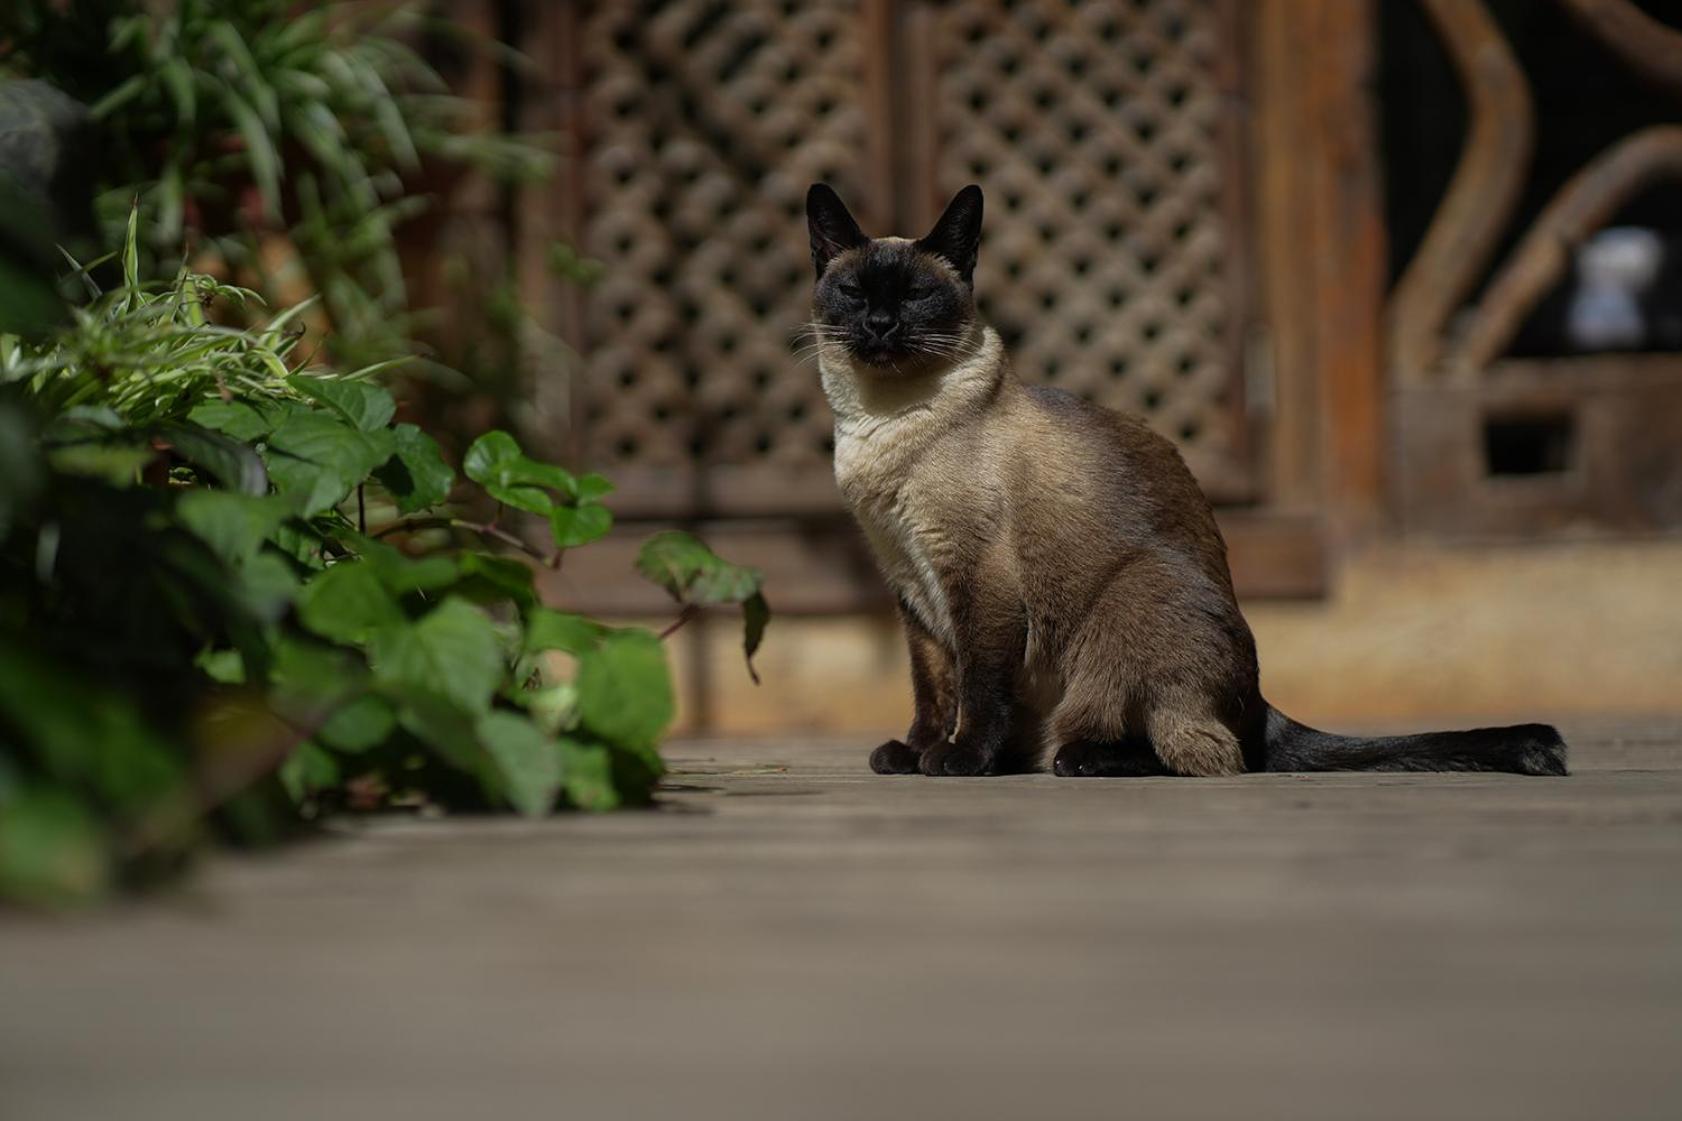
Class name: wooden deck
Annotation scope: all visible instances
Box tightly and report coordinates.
[4,722,1681,1119]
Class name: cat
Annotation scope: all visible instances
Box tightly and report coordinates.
[805,182,1567,778]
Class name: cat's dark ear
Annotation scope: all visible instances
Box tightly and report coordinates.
[916,184,984,284]
[806,183,867,278]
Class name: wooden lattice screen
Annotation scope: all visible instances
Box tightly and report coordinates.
[925,0,1253,499]
[565,0,1254,515]
[573,0,885,516]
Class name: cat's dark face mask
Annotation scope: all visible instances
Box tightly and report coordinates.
[806,184,983,370]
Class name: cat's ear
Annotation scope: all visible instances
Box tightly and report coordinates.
[916,184,984,284]
[806,184,867,278]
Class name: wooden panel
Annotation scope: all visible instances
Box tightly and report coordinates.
[1394,355,1682,535]
[539,510,1326,617]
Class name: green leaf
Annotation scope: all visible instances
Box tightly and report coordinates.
[575,473,614,502]
[291,376,396,433]
[159,421,270,494]
[549,502,612,549]
[0,645,186,817]
[236,552,300,622]
[635,530,764,604]
[635,530,770,681]
[525,608,603,656]
[462,430,521,484]
[518,683,578,736]
[451,552,536,609]
[268,638,363,719]
[741,592,770,685]
[187,400,274,442]
[319,694,395,753]
[375,423,454,513]
[462,429,578,513]
[0,788,111,908]
[577,629,673,752]
[372,598,504,715]
[559,736,620,812]
[396,695,503,801]
[177,491,289,566]
[278,742,340,802]
[475,711,563,817]
[197,648,246,685]
[265,410,393,516]
[224,88,281,219]
[297,562,404,645]
[352,535,460,595]
[45,442,154,485]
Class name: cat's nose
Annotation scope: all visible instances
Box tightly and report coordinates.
[865,310,898,339]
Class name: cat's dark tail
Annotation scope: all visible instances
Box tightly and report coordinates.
[1261,705,1568,776]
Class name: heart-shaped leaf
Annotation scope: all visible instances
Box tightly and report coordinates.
[549,502,612,549]
[476,711,563,817]
[372,597,504,715]
[297,562,404,646]
[176,490,289,566]
[290,376,396,432]
[576,628,672,751]
[375,423,454,513]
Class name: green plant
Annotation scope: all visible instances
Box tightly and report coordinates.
[0,230,768,908]
[1,0,548,365]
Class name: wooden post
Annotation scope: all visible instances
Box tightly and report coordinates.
[1251,0,1388,529]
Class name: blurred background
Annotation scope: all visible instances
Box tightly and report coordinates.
[11,0,1682,738]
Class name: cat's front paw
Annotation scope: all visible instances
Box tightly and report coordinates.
[869,739,923,774]
[919,738,997,776]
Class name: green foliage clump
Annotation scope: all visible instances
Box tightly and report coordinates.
[0,232,768,908]
[0,0,549,364]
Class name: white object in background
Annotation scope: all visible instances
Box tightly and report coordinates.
[1566,226,1662,352]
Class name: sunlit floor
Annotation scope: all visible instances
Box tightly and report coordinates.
[4,724,1681,1121]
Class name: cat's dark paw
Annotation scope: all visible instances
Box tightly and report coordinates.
[1052,740,1167,777]
[869,739,923,774]
[919,739,996,776]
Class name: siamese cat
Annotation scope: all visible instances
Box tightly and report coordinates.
[805,182,1567,778]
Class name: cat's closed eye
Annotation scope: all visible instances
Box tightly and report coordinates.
[838,281,864,299]
[905,285,937,301]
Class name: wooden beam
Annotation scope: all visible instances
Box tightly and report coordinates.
[1556,0,1682,97]
[538,510,1327,618]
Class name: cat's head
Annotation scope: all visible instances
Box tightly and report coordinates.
[805,183,983,370]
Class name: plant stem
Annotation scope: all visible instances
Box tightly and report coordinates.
[369,515,555,566]
[659,604,699,640]
[356,484,366,534]
[454,519,552,563]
